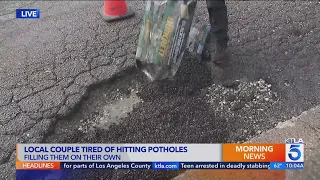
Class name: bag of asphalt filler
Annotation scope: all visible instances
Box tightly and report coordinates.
[135,0,198,81]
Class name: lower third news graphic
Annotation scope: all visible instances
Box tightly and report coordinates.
[15,140,304,180]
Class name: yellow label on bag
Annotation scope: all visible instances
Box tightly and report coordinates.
[144,19,151,42]
[159,17,174,57]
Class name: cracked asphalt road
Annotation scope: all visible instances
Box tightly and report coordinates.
[0,1,320,180]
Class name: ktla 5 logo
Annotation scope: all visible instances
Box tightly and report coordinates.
[286,144,304,162]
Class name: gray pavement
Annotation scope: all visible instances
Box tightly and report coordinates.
[173,105,320,180]
[0,1,320,180]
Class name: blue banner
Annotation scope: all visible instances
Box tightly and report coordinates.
[152,162,180,170]
[270,162,304,170]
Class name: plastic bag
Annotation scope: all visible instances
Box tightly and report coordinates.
[135,0,198,81]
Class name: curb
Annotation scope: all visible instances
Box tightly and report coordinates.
[172,105,320,180]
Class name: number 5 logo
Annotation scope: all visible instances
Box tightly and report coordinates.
[288,145,301,161]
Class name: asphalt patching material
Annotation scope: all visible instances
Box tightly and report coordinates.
[205,79,281,142]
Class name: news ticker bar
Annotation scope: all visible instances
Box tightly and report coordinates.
[18,162,304,170]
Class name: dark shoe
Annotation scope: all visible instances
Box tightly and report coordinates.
[201,39,229,64]
[211,45,228,65]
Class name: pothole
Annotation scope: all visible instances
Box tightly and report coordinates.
[44,68,143,143]
[43,56,292,179]
[79,88,142,133]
